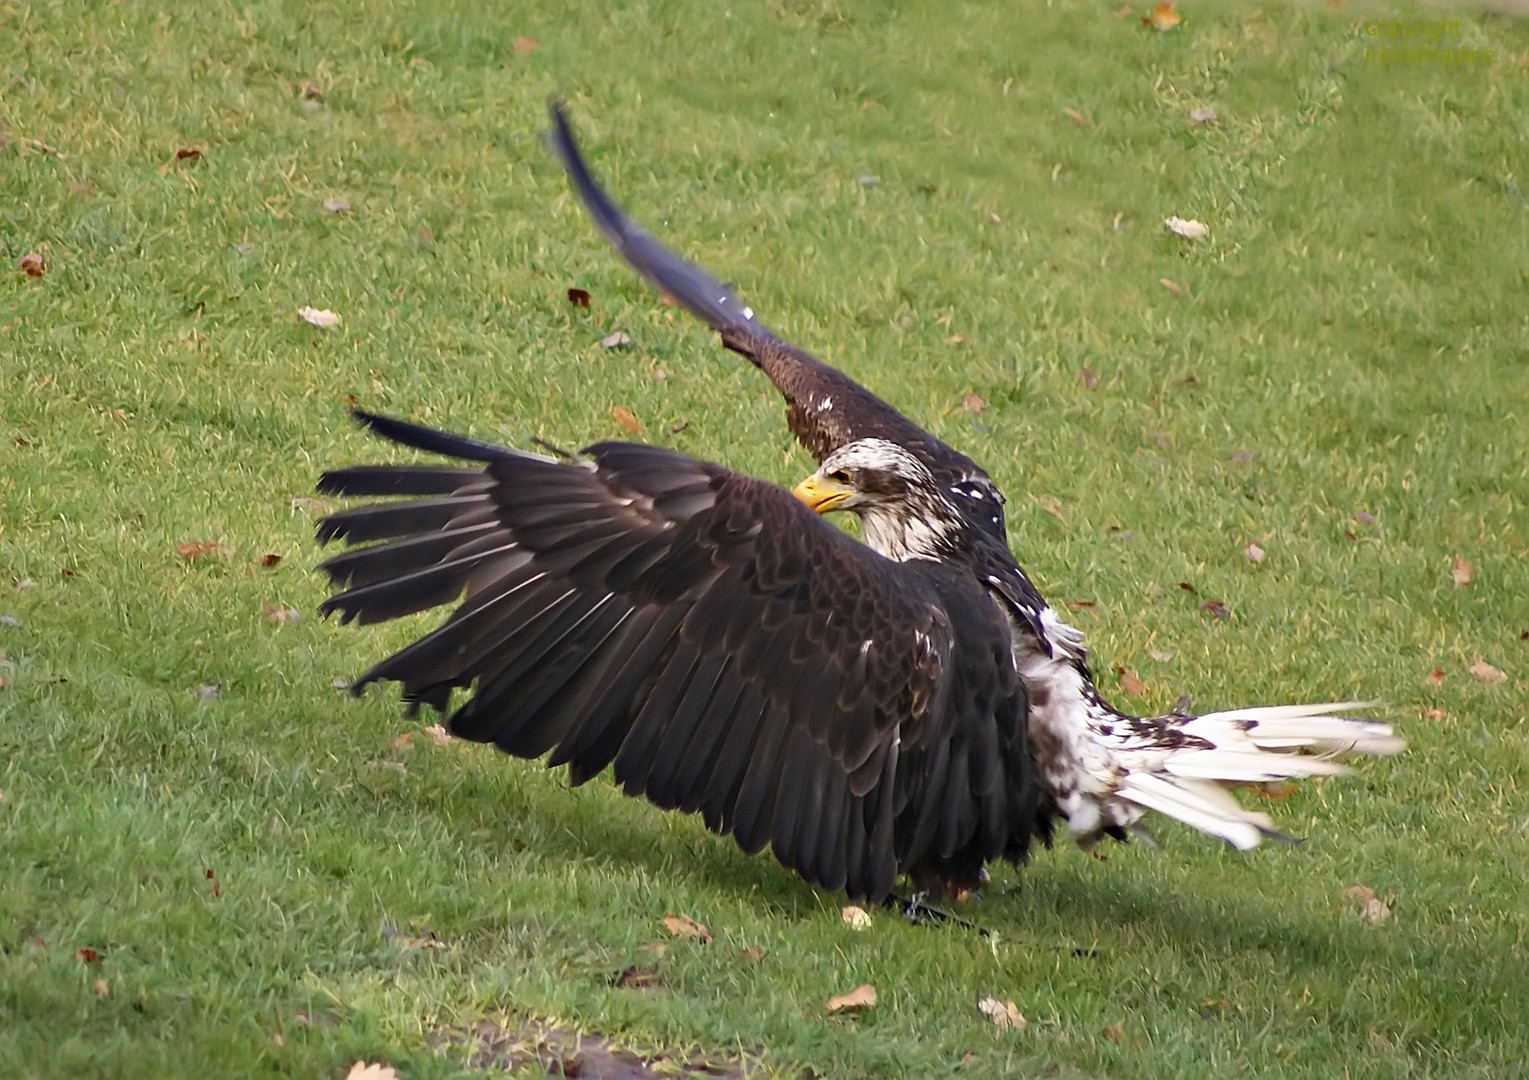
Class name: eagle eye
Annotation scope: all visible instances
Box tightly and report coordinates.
[827,468,852,485]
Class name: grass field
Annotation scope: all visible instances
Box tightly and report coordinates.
[3,1,1528,1077]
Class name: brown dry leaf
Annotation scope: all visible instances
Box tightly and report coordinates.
[1064,599,1096,611]
[567,286,592,308]
[961,392,988,414]
[298,306,341,329]
[1116,667,1146,697]
[205,868,221,898]
[392,732,414,751]
[1159,277,1189,297]
[1425,667,1445,687]
[1148,649,1174,663]
[612,405,643,434]
[977,997,1027,1032]
[1102,1023,1125,1044]
[344,1063,399,1080]
[18,253,49,277]
[261,553,282,568]
[1344,885,1391,923]
[513,36,539,55]
[1142,2,1182,31]
[827,984,877,1014]
[1423,707,1448,721]
[1243,541,1266,563]
[176,540,222,561]
[1164,216,1208,240]
[840,905,873,931]
[92,978,110,999]
[1469,660,1506,684]
[661,914,713,944]
[422,723,451,745]
[175,145,205,161]
[1063,107,1091,126]
[600,330,631,349]
[259,604,301,625]
[945,334,971,346]
[1451,555,1473,586]
[1201,599,1228,619]
[739,944,765,964]
[1080,367,1098,390]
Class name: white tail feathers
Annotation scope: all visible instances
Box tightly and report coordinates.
[1102,701,1403,849]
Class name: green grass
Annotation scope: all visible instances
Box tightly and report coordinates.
[3,1,1528,1076]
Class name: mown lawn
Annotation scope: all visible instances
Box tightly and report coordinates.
[2,1,1527,1077]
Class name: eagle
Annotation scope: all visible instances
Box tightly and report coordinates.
[314,103,1402,903]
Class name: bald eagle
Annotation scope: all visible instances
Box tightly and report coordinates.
[314,104,1401,902]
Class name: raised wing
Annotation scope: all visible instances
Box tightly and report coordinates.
[549,102,980,472]
[318,412,1035,900]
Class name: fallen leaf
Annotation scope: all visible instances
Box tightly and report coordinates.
[961,392,987,413]
[205,868,221,898]
[1141,2,1182,31]
[1201,599,1229,619]
[668,420,689,435]
[344,1063,399,1080]
[612,405,643,434]
[298,306,341,329]
[1148,649,1174,663]
[1243,541,1266,563]
[827,984,877,1014]
[422,723,451,745]
[513,36,539,55]
[1116,667,1146,696]
[1178,581,1198,594]
[1425,667,1445,687]
[945,334,971,345]
[1064,599,1097,611]
[662,914,712,944]
[612,964,660,989]
[1451,555,1473,586]
[77,947,101,964]
[1469,661,1506,684]
[739,944,764,964]
[1102,1022,1125,1044]
[1080,367,1098,390]
[1164,216,1208,240]
[1062,107,1091,125]
[261,553,282,568]
[259,604,301,625]
[1423,707,1448,721]
[1354,510,1376,524]
[323,198,351,214]
[567,286,591,308]
[1344,885,1392,923]
[193,685,219,701]
[18,253,49,277]
[840,905,873,931]
[92,979,109,999]
[176,540,222,561]
[1159,277,1189,297]
[1189,107,1218,124]
[977,997,1027,1032]
[600,330,631,349]
[392,732,414,751]
[175,145,204,161]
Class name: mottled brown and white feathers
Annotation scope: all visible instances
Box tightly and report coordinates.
[318,411,1037,901]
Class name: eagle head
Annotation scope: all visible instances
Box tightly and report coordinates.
[793,438,998,562]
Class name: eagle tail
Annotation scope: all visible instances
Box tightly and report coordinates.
[1094,700,1403,850]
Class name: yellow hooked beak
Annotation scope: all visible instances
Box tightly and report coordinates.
[792,473,854,514]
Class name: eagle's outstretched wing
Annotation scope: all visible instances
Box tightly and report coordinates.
[549,102,983,476]
[318,411,1035,900]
